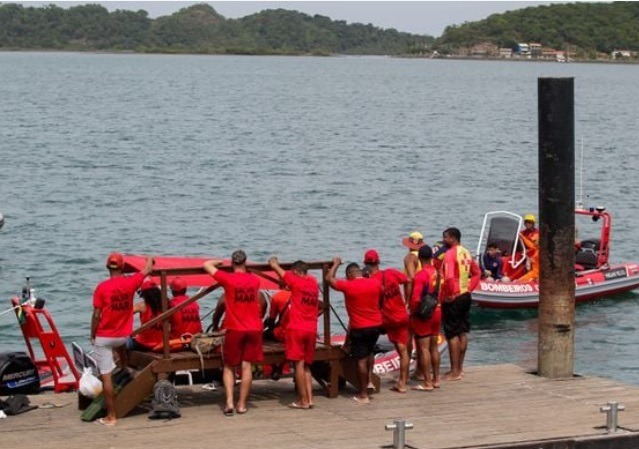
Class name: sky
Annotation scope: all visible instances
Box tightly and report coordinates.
[12,1,562,37]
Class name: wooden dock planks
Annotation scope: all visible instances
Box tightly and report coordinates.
[7,364,639,449]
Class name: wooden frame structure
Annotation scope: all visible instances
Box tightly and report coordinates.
[114,260,350,418]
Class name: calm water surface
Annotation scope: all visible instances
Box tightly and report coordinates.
[1,53,638,384]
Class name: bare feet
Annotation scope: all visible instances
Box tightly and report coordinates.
[389,385,407,393]
[443,373,463,381]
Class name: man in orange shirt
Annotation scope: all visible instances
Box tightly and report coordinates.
[204,250,262,417]
[521,214,540,246]
[261,287,291,380]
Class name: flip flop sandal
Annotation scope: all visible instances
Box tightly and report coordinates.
[349,396,371,405]
[411,385,434,392]
[236,408,248,415]
[287,401,310,410]
[96,418,116,427]
[222,407,234,417]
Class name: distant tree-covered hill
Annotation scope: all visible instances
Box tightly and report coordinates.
[0,3,433,55]
[436,2,639,57]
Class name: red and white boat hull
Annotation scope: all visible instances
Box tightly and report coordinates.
[472,263,639,309]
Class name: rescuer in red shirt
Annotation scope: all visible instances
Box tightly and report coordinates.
[269,257,321,410]
[327,257,383,404]
[91,252,154,426]
[204,250,262,417]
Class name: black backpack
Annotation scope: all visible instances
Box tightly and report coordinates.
[414,271,440,321]
[148,380,181,420]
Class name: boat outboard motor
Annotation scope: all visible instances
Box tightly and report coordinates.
[0,352,41,395]
[0,211,4,230]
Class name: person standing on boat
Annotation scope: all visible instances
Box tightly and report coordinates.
[90,252,154,427]
[440,228,481,381]
[363,249,410,394]
[169,277,202,339]
[327,257,383,404]
[268,257,320,410]
[517,232,540,283]
[410,245,442,391]
[204,250,263,417]
[521,214,540,246]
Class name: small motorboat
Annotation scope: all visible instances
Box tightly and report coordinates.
[0,210,4,230]
[472,207,639,309]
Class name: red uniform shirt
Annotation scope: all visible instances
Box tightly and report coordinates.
[213,270,262,331]
[410,265,437,312]
[372,268,408,324]
[93,272,145,338]
[134,305,164,349]
[410,265,442,336]
[170,294,203,338]
[283,271,319,333]
[334,277,383,329]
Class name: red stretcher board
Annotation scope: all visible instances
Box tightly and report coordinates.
[121,254,281,290]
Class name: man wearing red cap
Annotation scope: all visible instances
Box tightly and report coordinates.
[363,249,410,393]
[91,252,154,426]
[204,250,262,416]
[169,277,202,339]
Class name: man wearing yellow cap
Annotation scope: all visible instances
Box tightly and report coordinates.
[521,214,539,246]
[402,231,425,300]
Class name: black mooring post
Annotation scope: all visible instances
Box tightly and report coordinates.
[538,77,576,379]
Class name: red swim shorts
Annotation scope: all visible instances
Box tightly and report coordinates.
[222,329,263,366]
[383,320,410,346]
[285,328,317,365]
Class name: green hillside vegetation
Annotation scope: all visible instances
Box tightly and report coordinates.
[0,3,433,55]
[436,2,639,58]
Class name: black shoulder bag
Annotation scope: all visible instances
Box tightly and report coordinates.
[414,271,440,321]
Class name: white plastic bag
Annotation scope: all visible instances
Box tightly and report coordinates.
[79,367,102,398]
